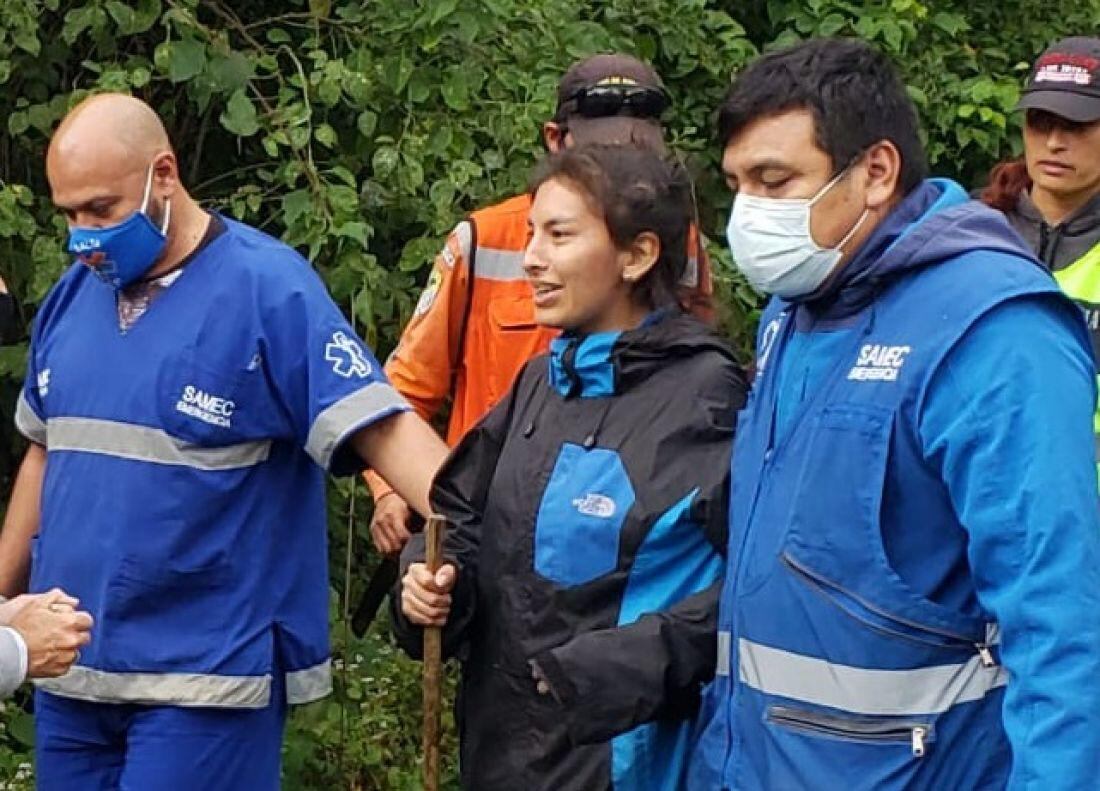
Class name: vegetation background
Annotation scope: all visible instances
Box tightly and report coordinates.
[0,0,1096,787]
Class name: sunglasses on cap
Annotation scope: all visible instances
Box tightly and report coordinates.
[562,84,670,120]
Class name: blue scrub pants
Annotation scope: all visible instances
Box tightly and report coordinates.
[33,684,287,791]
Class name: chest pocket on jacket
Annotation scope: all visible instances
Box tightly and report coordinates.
[533,443,635,587]
[158,347,281,446]
[487,295,545,398]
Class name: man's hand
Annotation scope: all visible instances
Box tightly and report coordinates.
[401,563,456,627]
[9,588,92,678]
[0,590,79,625]
[370,492,414,556]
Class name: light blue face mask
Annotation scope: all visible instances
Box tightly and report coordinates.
[726,166,868,299]
[66,164,171,290]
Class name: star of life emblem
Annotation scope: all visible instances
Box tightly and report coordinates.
[325,331,372,379]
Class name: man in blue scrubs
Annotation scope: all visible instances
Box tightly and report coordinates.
[690,39,1100,790]
[0,94,448,790]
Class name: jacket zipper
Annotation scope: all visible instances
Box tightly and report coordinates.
[767,705,932,758]
[782,552,995,666]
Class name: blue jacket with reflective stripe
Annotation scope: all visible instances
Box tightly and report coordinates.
[18,218,407,708]
[690,181,1100,790]
[394,312,746,791]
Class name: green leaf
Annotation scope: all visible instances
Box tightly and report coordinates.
[428,0,459,25]
[382,54,413,93]
[10,710,34,747]
[315,124,338,148]
[282,189,313,227]
[12,25,41,56]
[931,12,967,36]
[219,90,259,137]
[441,68,469,111]
[450,11,482,45]
[61,6,98,43]
[817,13,847,37]
[372,146,399,178]
[407,68,432,104]
[129,66,152,88]
[335,221,371,247]
[106,0,136,32]
[356,110,378,139]
[168,39,207,84]
[267,28,292,44]
[209,52,255,93]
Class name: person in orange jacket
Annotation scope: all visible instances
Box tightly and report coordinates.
[365,54,715,558]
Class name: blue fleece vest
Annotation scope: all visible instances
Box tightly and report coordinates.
[689,248,1069,790]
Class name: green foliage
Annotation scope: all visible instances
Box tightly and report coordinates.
[0,0,1097,787]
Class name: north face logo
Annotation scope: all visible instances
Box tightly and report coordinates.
[325,331,372,378]
[572,494,616,519]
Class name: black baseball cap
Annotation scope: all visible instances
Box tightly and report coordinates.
[553,54,669,149]
[1016,37,1100,123]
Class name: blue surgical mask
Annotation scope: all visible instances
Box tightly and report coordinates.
[67,165,171,290]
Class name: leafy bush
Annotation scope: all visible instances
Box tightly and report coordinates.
[0,0,1097,787]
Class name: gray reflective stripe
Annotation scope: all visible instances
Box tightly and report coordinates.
[454,220,473,264]
[15,393,46,445]
[739,638,1008,717]
[305,382,409,470]
[716,630,731,677]
[36,666,271,708]
[474,246,526,281]
[985,622,1001,646]
[47,418,270,471]
[286,659,332,704]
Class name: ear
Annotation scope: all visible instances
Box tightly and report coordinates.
[860,140,902,210]
[542,121,565,153]
[151,150,181,199]
[622,231,661,286]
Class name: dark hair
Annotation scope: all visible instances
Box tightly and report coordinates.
[979,158,1031,212]
[529,144,692,310]
[717,38,929,195]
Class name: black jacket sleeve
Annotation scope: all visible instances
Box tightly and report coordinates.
[390,363,529,661]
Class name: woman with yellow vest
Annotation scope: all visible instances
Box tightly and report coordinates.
[981,37,1100,462]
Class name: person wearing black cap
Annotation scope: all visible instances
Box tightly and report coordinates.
[980,36,1100,470]
[359,54,714,591]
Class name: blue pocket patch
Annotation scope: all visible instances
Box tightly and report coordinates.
[534,443,635,587]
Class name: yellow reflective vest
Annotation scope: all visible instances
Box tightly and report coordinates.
[1054,241,1100,471]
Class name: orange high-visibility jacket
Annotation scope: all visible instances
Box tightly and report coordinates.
[365,193,714,499]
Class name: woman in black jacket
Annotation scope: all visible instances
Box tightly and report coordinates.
[395,145,747,791]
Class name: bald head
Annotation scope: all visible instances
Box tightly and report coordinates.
[51,93,170,166]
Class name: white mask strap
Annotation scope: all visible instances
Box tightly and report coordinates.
[140,162,172,235]
[835,208,870,253]
[807,163,853,207]
[139,163,155,213]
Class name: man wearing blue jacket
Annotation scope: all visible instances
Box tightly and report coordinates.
[690,38,1100,790]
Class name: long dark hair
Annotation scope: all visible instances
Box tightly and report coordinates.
[529,144,692,310]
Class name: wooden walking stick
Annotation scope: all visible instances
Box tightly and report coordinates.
[422,514,446,791]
